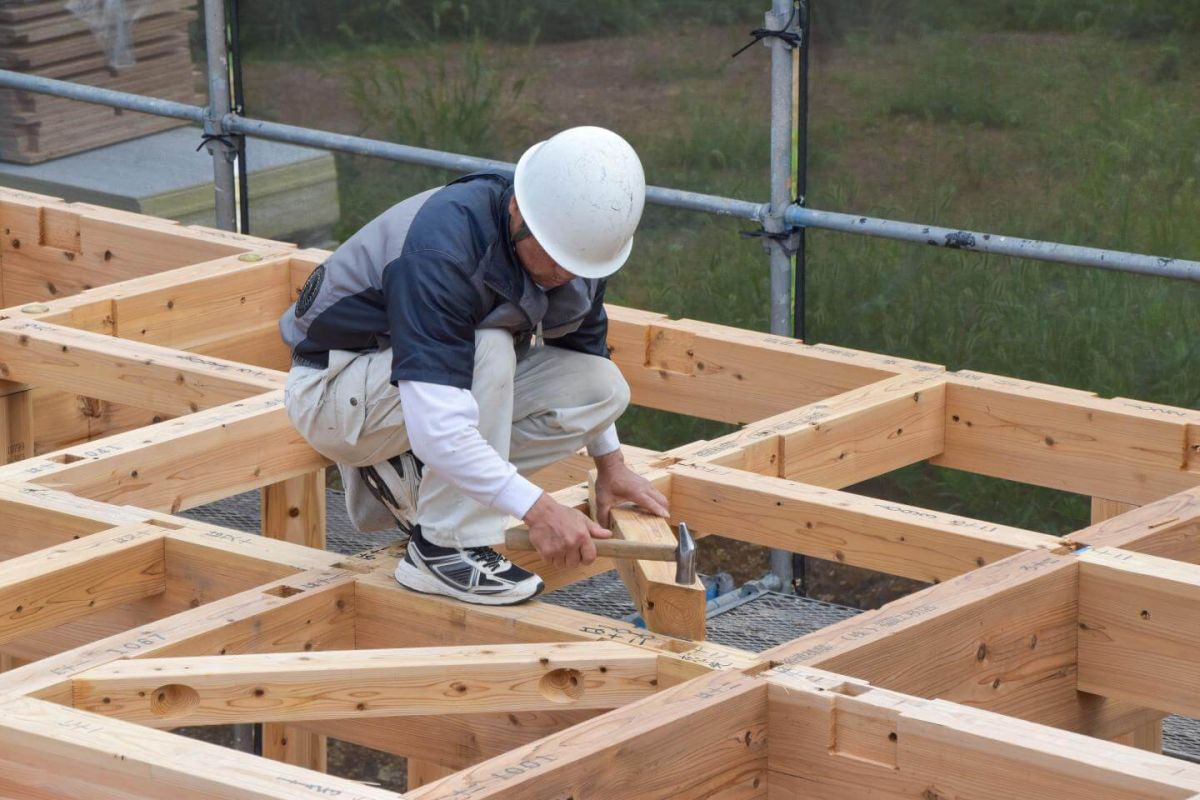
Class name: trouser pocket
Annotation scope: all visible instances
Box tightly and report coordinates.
[285,350,369,464]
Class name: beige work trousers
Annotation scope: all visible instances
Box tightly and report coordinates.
[284,330,630,548]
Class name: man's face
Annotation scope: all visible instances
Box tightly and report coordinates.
[509,196,576,290]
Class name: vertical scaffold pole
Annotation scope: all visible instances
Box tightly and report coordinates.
[766,0,801,593]
[203,0,238,232]
[203,0,249,753]
[791,0,811,595]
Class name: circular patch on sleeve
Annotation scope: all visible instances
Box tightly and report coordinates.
[295,263,325,318]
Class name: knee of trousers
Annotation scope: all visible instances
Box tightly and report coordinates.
[473,329,517,391]
[589,356,632,421]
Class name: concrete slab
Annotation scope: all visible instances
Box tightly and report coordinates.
[0,126,339,246]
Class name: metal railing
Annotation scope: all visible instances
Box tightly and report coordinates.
[0,0,1197,597]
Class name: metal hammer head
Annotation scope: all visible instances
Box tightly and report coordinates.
[675,522,697,585]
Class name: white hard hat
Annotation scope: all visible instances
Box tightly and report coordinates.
[513,126,646,280]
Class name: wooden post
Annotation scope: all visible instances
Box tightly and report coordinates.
[260,721,327,773]
[260,469,328,770]
[261,470,327,549]
[1092,495,1163,754]
[608,507,707,641]
[0,381,33,465]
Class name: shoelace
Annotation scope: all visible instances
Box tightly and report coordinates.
[468,546,507,571]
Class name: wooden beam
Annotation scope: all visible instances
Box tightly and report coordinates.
[669,461,1056,582]
[1078,546,1200,718]
[0,481,133,558]
[0,567,357,704]
[405,670,768,800]
[670,372,946,486]
[764,547,1160,739]
[0,188,284,310]
[0,695,404,800]
[0,515,348,663]
[0,318,282,415]
[0,523,167,646]
[608,506,706,641]
[28,384,169,456]
[159,522,351,616]
[71,642,660,726]
[934,373,1200,505]
[764,549,1080,722]
[0,391,329,512]
[351,570,761,686]
[606,305,942,424]
[1071,486,1200,563]
[766,665,1200,800]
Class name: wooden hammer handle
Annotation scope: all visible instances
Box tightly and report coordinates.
[503,529,676,562]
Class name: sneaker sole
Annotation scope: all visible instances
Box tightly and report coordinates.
[393,560,543,606]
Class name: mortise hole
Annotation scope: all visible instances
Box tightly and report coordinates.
[264,585,304,598]
[48,453,87,464]
[538,668,585,704]
[149,684,200,718]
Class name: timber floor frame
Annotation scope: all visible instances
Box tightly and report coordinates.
[0,185,1198,799]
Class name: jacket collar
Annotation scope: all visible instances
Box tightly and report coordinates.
[481,183,545,318]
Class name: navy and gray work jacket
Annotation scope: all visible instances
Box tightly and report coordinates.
[279,173,610,390]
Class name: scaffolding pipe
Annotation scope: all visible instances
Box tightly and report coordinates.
[0,70,203,122]
[784,206,1200,282]
[202,0,237,232]
[0,70,1195,282]
[765,0,800,593]
[224,115,768,221]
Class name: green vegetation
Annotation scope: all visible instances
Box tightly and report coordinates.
[236,0,1199,54]
[244,4,1198,539]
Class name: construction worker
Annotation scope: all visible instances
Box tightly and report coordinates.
[280,126,669,605]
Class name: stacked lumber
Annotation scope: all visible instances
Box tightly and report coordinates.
[0,0,198,164]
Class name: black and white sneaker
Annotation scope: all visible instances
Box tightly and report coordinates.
[394,527,544,605]
[358,452,423,534]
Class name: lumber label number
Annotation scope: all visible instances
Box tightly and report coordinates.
[578,622,662,647]
[433,755,558,799]
[276,776,380,799]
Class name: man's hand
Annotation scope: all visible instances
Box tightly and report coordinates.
[523,492,612,570]
[592,450,670,527]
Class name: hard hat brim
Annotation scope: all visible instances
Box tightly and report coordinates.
[513,141,635,281]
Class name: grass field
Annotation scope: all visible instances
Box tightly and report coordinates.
[242,9,1199,587]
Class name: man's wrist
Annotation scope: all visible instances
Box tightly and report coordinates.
[593,449,625,473]
[522,491,552,524]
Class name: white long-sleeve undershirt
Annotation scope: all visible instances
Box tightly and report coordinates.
[396,380,620,520]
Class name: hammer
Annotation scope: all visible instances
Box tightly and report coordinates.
[505,521,697,585]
